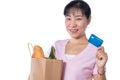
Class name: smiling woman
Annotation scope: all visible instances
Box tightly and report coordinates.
[0,0,119,80]
[45,0,108,80]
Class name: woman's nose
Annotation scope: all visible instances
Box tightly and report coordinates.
[70,20,76,27]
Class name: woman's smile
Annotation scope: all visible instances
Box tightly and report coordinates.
[69,29,78,34]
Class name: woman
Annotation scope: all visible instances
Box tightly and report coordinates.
[47,0,108,80]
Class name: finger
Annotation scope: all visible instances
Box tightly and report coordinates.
[96,53,103,60]
[104,52,108,60]
[97,52,108,61]
[99,55,103,60]
[98,46,104,52]
[96,51,106,60]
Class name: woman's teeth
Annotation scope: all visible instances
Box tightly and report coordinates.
[70,29,78,33]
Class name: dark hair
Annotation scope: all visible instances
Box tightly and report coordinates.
[64,0,91,19]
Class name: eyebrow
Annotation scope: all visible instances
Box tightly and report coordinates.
[66,14,83,17]
[74,15,83,17]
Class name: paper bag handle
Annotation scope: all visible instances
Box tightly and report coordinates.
[28,42,33,57]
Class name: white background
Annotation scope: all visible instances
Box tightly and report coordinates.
[0,0,120,80]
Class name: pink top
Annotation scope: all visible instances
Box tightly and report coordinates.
[46,39,98,80]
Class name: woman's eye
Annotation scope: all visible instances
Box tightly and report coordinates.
[76,18,82,20]
[66,18,71,20]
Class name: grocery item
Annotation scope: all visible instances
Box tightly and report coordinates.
[32,45,45,58]
[49,46,56,59]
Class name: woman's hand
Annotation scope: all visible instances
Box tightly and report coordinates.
[94,46,108,79]
[96,46,108,68]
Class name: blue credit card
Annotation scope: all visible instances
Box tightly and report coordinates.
[88,34,103,47]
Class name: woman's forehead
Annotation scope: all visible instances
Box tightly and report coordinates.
[66,8,83,16]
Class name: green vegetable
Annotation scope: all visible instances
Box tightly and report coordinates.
[49,46,56,59]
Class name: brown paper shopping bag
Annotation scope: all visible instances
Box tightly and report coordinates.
[29,58,63,80]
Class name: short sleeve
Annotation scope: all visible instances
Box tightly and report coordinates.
[93,64,98,74]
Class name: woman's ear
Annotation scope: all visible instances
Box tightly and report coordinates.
[87,16,91,25]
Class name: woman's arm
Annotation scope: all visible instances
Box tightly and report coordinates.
[93,68,106,80]
[93,46,108,80]
[93,74,106,80]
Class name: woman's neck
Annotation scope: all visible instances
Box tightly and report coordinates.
[70,35,88,45]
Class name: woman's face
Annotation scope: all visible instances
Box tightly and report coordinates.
[65,9,91,39]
